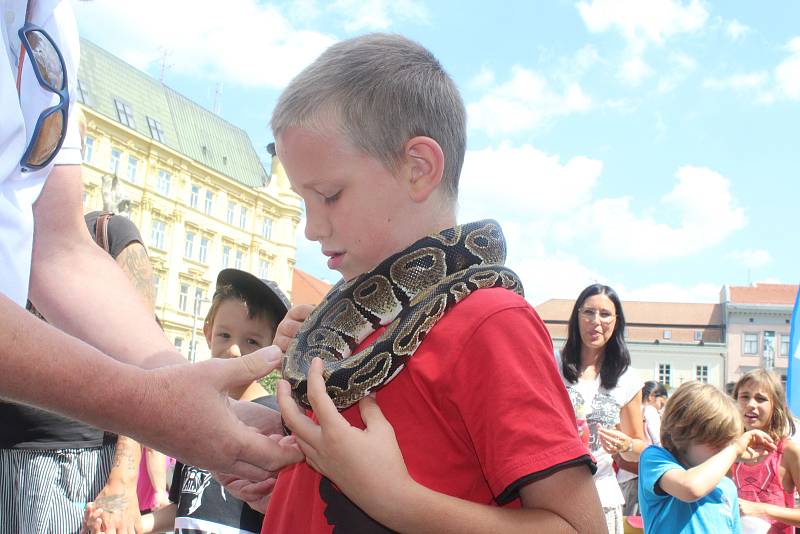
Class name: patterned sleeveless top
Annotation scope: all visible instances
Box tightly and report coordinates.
[733,439,795,534]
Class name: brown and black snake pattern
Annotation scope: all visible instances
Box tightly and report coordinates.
[282,220,524,410]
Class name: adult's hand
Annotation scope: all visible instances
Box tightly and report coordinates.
[89,481,142,534]
[133,346,303,481]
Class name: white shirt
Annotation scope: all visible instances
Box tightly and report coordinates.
[0,0,81,306]
[557,353,643,507]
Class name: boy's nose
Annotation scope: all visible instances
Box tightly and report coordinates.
[304,203,332,242]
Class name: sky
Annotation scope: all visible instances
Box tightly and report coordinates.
[71,0,800,306]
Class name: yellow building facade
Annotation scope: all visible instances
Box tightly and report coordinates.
[77,40,302,361]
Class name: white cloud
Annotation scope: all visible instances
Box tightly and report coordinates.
[728,249,772,269]
[72,0,337,88]
[657,52,697,93]
[725,19,751,41]
[579,166,746,261]
[329,0,429,32]
[467,66,593,135]
[776,37,800,100]
[468,66,496,90]
[577,0,709,47]
[577,0,708,86]
[703,72,768,91]
[459,143,602,221]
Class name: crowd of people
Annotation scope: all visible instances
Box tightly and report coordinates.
[2,1,797,533]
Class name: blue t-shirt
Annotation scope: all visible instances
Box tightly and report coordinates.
[639,446,741,534]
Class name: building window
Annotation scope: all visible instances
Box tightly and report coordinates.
[781,335,790,357]
[194,287,204,314]
[114,98,135,128]
[199,238,209,263]
[696,365,709,383]
[694,329,703,342]
[127,156,138,182]
[153,275,160,301]
[239,207,248,229]
[227,201,236,225]
[259,259,270,279]
[205,191,213,214]
[76,79,92,105]
[262,217,272,240]
[179,283,189,312]
[146,116,166,143]
[174,337,183,354]
[83,136,94,163]
[156,170,171,196]
[109,148,121,174]
[658,363,671,386]
[82,190,88,207]
[150,220,165,250]
[235,250,243,269]
[743,333,759,355]
[184,231,195,258]
[189,185,199,209]
[222,246,230,268]
[663,329,671,340]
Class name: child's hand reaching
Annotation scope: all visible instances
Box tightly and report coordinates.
[597,427,633,456]
[735,429,776,462]
[278,357,416,518]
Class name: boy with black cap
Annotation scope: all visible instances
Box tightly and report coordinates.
[86,268,290,534]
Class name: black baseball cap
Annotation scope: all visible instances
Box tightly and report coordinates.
[215,268,291,324]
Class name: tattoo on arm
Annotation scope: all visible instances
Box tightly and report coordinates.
[116,242,156,310]
[93,492,128,514]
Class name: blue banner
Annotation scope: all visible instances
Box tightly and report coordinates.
[788,286,800,415]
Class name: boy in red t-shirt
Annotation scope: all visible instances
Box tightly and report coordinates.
[267,33,605,533]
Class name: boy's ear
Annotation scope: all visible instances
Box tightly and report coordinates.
[203,321,213,347]
[402,136,445,202]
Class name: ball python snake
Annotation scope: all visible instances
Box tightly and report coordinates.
[282,219,524,410]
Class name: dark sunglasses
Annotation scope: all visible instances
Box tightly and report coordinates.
[17,22,70,172]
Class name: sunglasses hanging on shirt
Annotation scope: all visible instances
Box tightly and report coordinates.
[15,0,70,171]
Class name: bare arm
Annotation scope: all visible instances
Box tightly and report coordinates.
[660,430,775,502]
[92,435,143,532]
[28,165,183,369]
[144,448,171,509]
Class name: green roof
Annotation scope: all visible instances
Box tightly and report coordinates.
[77,39,269,188]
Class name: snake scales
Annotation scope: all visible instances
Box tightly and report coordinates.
[282,219,524,410]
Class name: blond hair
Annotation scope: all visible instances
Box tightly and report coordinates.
[661,381,744,465]
[734,370,796,442]
[271,33,466,201]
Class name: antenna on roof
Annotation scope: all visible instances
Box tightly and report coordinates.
[213,81,224,115]
[158,47,173,82]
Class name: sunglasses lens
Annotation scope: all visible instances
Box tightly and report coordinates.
[25,29,64,91]
[25,109,64,166]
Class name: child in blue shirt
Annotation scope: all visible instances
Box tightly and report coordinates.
[639,381,775,534]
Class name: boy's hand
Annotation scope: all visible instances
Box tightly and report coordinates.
[278,357,416,514]
[274,304,314,352]
[80,502,103,534]
[735,429,776,460]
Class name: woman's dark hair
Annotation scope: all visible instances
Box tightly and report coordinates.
[561,284,631,390]
[642,381,668,401]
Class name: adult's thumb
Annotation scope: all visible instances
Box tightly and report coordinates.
[222,346,283,388]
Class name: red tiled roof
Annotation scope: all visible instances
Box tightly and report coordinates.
[536,299,722,326]
[291,268,333,306]
[728,283,799,305]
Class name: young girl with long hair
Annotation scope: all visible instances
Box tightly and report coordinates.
[559,284,646,533]
[733,370,800,533]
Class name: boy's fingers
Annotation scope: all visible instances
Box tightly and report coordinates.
[277,380,320,443]
[358,395,387,430]
[306,358,344,428]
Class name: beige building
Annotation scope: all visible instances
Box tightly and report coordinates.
[77,39,303,361]
[722,283,798,385]
[536,300,727,389]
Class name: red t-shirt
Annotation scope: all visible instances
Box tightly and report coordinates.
[263,288,592,533]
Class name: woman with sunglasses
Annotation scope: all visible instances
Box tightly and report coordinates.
[558,284,646,534]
